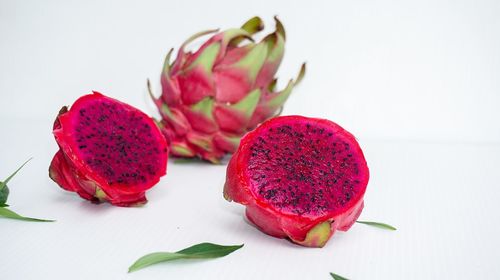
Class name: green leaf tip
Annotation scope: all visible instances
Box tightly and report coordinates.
[128,242,244,273]
[0,157,55,222]
[0,157,33,191]
[0,185,9,205]
[356,220,397,231]
[0,207,55,222]
[330,272,349,280]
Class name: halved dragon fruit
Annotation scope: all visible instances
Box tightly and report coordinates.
[224,116,369,247]
[49,92,168,207]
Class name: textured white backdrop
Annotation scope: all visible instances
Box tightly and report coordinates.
[1,0,500,279]
[1,0,499,143]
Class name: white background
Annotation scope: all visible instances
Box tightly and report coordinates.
[1,0,499,279]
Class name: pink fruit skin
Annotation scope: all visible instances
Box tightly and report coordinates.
[49,92,168,207]
[224,115,369,247]
[152,17,304,163]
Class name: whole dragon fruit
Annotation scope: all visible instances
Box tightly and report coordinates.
[224,116,369,247]
[49,92,168,207]
[148,16,305,163]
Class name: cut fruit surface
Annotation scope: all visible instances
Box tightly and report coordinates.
[49,92,168,206]
[224,115,369,247]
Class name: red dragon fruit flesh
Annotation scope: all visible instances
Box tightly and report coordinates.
[49,92,168,207]
[224,116,369,247]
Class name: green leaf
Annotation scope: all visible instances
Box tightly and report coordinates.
[0,157,32,191]
[0,158,33,205]
[128,243,244,273]
[356,220,397,231]
[330,272,349,280]
[0,207,55,222]
[0,184,9,205]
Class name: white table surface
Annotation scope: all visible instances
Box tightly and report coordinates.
[1,1,500,279]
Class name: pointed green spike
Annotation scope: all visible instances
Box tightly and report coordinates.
[268,78,278,91]
[230,89,261,118]
[162,48,174,75]
[225,135,241,147]
[273,106,284,117]
[234,42,268,83]
[187,136,212,152]
[267,80,293,108]
[146,79,157,101]
[187,42,221,73]
[191,97,214,120]
[229,17,264,47]
[171,144,196,157]
[205,155,222,164]
[241,16,264,35]
[159,104,174,119]
[292,221,331,248]
[264,32,285,62]
[0,158,32,191]
[95,187,107,201]
[294,63,306,85]
[274,16,286,41]
[267,63,306,109]
[223,28,253,44]
[217,134,241,153]
[181,29,219,50]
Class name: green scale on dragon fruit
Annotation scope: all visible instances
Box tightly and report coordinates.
[149,16,305,163]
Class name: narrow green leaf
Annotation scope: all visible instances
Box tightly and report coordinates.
[330,272,349,280]
[0,203,9,207]
[356,220,397,230]
[128,243,244,273]
[0,157,32,191]
[0,207,55,222]
[0,184,9,205]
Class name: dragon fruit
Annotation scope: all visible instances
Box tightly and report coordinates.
[49,92,168,207]
[224,116,369,247]
[148,16,305,163]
